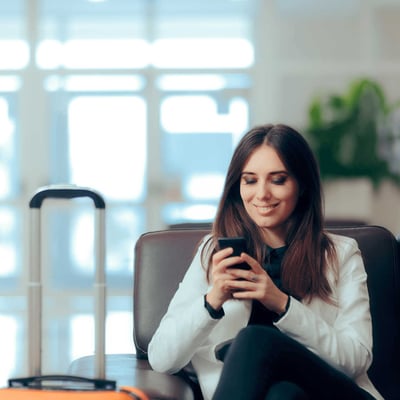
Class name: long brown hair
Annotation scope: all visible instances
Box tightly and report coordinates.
[204,124,337,302]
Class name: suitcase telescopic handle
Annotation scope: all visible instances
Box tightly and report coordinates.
[29,185,106,209]
[28,185,106,379]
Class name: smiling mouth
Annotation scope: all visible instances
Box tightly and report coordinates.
[255,204,279,212]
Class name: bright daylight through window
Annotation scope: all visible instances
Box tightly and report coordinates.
[0,0,254,386]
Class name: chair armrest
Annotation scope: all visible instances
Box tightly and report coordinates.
[68,354,196,400]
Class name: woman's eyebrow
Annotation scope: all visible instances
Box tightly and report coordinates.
[269,170,288,175]
[241,170,288,176]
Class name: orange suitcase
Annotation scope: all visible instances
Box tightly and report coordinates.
[0,186,149,400]
[4,376,148,399]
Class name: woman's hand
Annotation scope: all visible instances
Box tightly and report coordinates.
[206,247,248,310]
[207,249,288,315]
[230,253,288,315]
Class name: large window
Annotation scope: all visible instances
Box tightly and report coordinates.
[0,0,254,384]
[159,76,249,223]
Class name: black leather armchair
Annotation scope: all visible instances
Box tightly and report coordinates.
[70,225,400,400]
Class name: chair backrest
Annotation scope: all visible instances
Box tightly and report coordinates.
[133,229,209,358]
[133,226,400,399]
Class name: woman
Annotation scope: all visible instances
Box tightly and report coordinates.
[148,124,382,400]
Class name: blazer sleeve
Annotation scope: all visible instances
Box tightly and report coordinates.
[275,235,373,378]
[148,235,221,374]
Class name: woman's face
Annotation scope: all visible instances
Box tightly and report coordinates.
[239,144,300,246]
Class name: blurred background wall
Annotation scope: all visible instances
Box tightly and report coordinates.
[0,0,399,386]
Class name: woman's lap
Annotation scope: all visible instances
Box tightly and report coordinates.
[212,325,374,400]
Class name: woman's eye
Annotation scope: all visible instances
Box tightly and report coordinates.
[272,176,287,185]
[242,177,256,185]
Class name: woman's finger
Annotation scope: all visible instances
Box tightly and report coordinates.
[240,253,264,273]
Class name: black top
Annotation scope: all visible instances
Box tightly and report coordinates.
[248,245,288,326]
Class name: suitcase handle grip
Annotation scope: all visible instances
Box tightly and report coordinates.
[29,185,105,209]
[9,375,116,390]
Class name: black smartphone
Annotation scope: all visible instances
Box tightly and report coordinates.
[217,237,250,270]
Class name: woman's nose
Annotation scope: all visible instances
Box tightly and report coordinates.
[256,183,271,200]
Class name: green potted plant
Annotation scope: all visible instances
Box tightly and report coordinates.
[306,78,400,189]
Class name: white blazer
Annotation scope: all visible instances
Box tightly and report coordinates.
[148,234,382,400]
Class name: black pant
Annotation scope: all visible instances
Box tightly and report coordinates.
[212,325,376,400]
